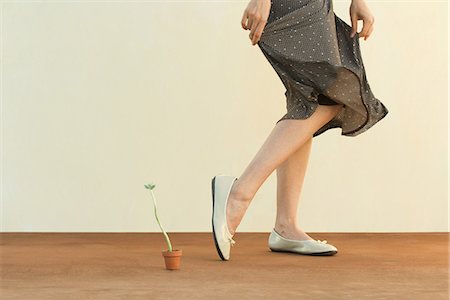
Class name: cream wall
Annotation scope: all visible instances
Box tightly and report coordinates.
[1,1,448,232]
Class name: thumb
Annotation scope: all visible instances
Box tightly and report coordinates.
[350,15,358,38]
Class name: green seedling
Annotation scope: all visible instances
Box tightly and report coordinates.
[144,183,173,252]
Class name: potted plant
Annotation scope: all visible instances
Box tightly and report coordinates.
[144,183,182,270]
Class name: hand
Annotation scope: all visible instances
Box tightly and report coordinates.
[349,0,375,40]
[241,0,272,45]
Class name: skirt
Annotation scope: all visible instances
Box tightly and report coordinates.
[257,0,389,137]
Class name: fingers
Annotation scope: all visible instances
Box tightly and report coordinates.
[249,11,260,37]
[350,14,375,40]
[243,8,267,45]
[359,16,374,40]
[249,12,266,45]
[245,9,258,33]
[350,14,358,38]
[241,10,249,29]
[242,9,254,30]
[359,22,369,39]
[250,21,266,45]
[364,25,374,40]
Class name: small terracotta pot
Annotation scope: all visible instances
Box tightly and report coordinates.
[162,249,182,270]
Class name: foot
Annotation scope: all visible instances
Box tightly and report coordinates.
[226,179,252,236]
[273,224,315,241]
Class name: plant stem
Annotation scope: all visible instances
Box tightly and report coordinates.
[150,189,173,252]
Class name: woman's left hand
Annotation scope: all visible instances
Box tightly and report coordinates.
[241,0,272,45]
[349,0,375,40]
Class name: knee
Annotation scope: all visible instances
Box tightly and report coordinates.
[332,104,344,115]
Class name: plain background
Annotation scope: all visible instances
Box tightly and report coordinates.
[1,0,448,232]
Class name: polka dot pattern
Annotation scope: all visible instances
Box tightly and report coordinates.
[258,0,389,137]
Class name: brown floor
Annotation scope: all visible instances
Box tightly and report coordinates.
[1,233,449,300]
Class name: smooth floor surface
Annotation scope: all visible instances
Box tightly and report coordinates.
[1,233,449,299]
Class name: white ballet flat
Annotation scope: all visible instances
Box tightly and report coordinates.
[268,228,338,256]
[211,174,238,261]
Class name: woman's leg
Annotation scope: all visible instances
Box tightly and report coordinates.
[274,136,314,240]
[226,103,344,236]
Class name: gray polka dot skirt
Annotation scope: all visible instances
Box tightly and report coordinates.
[258,0,389,137]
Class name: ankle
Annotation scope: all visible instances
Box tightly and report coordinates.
[229,179,253,204]
[274,220,298,233]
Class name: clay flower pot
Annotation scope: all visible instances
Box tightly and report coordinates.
[145,183,182,271]
[162,249,182,270]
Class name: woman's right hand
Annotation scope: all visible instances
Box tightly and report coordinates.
[241,0,272,46]
[349,0,375,40]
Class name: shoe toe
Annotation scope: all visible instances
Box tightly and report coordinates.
[306,240,338,253]
[268,229,338,255]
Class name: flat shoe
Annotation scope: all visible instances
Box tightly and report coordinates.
[211,174,238,261]
[268,228,338,256]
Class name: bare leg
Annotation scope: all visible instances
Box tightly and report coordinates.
[274,136,314,240]
[226,104,344,236]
